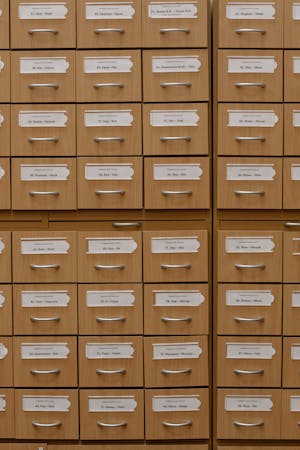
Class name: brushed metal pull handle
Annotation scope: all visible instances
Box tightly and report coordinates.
[234,316,265,323]
[161,190,193,196]
[96,368,127,375]
[96,316,125,322]
[112,222,141,228]
[160,136,191,142]
[161,368,192,374]
[160,28,190,33]
[94,137,124,142]
[234,190,265,196]
[94,264,125,270]
[285,222,300,227]
[97,421,127,428]
[162,420,192,428]
[28,137,59,143]
[94,28,124,34]
[32,421,62,428]
[30,264,60,270]
[234,421,264,428]
[235,136,266,142]
[31,368,61,375]
[235,82,266,88]
[30,316,60,322]
[234,369,264,375]
[28,83,59,89]
[29,191,60,196]
[235,28,266,34]
[161,263,192,269]
[160,82,192,88]
[235,264,266,270]
[28,28,58,34]
[94,83,124,88]
[95,190,126,195]
[161,316,192,322]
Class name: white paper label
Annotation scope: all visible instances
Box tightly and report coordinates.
[150,110,199,127]
[226,342,276,359]
[20,164,70,181]
[293,57,300,74]
[227,56,277,73]
[154,164,203,180]
[0,396,6,412]
[85,343,134,359]
[0,293,5,308]
[0,114,4,126]
[0,240,5,254]
[21,290,70,307]
[22,396,71,412]
[226,236,275,253]
[152,56,201,72]
[293,110,300,128]
[21,238,70,254]
[225,395,273,412]
[84,56,132,73]
[87,237,137,254]
[84,110,133,127]
[292,291,300,307]
[291,345,300,360]
[226,290,274,306]
[21,343,70,359]
[226,2,275,20]
[88,396,137,412]
[291,165,300,181]
[19,111,68,128]
[154,290,204,307]
[148,2,198,18]
[228,110,279,127]
[0,59,4,72]
[85,2,135,19]
[19,3,68,19]
[85,164,134,180]
[226,164,276,181]
[0,344,8,359]
[290,396,300,411]
[86,290,135,307]
[20,57,69,74]
[153,342,202,359]
[151,237,200,253]
[293,4,300,20]
[0,166,5,181]
[152,395,200,412]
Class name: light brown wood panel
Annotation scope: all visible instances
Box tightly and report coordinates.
[0,337,13,386]
[285,50,300,102]
[0,158,11,210]
[284,158,300,209]
[4,446,47,450]
[283,338,300,387]
[0,104,10,156]
[0,51,10,102]
[283,284,300,336]
[0,284,12,335]
[285,0,300,48]
[284,232,300,283]
[0,231,11,283]
[284,103,300,156]
[15,389,79,439]
[0,389,14,438]
[0,0,9,48]
[78,283,143,335]
[282,389,300,439]
[13,283,77,335]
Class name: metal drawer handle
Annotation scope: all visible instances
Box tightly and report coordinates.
[235,264,265,270]
[235,28,266,34]
[94,83,124,88]
[234,421,264,428]
[162,190,193,196]
[30,264,60,270]
[161,316,192,322]
[235,136,266,142]
[234,369,264,375]
[234,190,265,196]
[32,421,62,428]
[235,82,266,88]
[97,421,127,428]
[285,222,300,227]
[30,316,60,322]
[28,137,59,143]
[94,28,124,34]
[96,316,125,322]
[160,82,192,88]
[94,137,124,142]
[96,368,127,375]
[29,191,60,196]
[160,136,191,142]
[161,368,192,374]
[95,190,126,195]
[94,264,125,270]
[234,316,264,323]
[112,222,141,228]
[161,264,192,269]
[162,420,192,428]
[28,83,59,89]
[31,368,61,375]
[160,28,190,33]
[28,28,58,34]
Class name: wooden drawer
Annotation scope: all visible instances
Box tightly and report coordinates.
[11,50,75,103]
[0,0,9,49]
[283,232,300,283]
[76,50,141,102]
[144,283,209,335]
[13,336,78,387]
[10,0,76,48]
[282,389,300,439]
[283,158,300,209]
[285,51,300,102]
[0,104,10,156]
[284,104,300,156]
[78,336,143,387]
[0,337,12,386]
[218,0,283,48]
[15,389,79,439]
[12,231,77,283]
[217,284,282,335]
[0,232,11,283]
[76,0,142,48]
[11,104,76,157]
[217,388,281,439]
[0,285,12,335]
[218,230,283,283]
[11,157,76,210]
[144,157,209,210]
[217,157,282,209]
[78,231,142,283]
[283,284,300,336]
[144,336,208,388]
[218,49,283,102]
[218,103,283,156]
[0,158,10,210]
[283,338,300,387]
[77,157,142,209]
[145,388,209,440]
[77,103,142,156]
[78,283,143,335]
[79,389,144,440]
[0,51,10,102]
[143,230,208,283]
[0,389,14,438]
[13,284,77,335]
[217,336,282,387]
[285,0,300,48]
[143,49,209,102]
[142,0,208,48]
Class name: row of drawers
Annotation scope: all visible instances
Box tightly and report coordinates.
[218,50,300,102]
[0,103,210,157]
[218,0,300,49]
[0,387,210,440]
[0,446,208,450]
[0,157,210,211]
[0,49,209,103]
[0,0,208,49]
[0,335,209,388]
